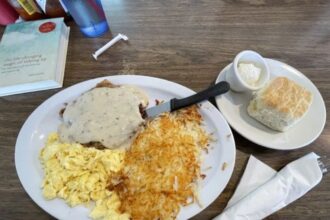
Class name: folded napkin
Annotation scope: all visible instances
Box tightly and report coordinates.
[214,152,323,220]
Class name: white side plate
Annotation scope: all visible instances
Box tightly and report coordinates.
[215,59,326,150]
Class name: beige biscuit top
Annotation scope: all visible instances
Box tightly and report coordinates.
[260,77,312,118]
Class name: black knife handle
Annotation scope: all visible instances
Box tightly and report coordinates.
[170,81,230,111]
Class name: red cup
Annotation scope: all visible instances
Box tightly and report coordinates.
[0,1,18,26]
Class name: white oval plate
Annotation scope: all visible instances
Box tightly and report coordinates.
[15,75,236,220]
[215,58,326,150]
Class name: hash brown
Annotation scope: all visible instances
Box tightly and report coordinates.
[109,105,210,219]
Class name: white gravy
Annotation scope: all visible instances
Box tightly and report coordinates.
[58,86,148,149]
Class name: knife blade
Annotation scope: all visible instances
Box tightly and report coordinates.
[144,81,230,118]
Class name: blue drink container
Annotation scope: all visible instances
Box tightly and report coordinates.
[61,0,109,37]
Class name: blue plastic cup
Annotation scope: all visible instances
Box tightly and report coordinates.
[61,0,109,37]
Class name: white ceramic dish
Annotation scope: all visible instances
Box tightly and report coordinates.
[15,75,236,220]
[226,50,270,92]
[215,58,326,150]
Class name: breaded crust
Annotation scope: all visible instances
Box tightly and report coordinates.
[95,79,119,88]
[59,80,118,117]
[59,80,148,148]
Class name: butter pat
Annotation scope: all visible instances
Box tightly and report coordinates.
[238,63,261,86]
[226,50,270,92]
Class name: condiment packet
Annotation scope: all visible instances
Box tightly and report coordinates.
[214,152,323,220]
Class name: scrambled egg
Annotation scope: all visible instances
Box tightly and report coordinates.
[39,133,129,220]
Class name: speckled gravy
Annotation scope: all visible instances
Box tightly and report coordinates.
[58,86,148,149]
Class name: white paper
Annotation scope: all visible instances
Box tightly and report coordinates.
[35,0,46,13]
[226,155,277,208]
[92,34,128,60]
[214,153,323,220]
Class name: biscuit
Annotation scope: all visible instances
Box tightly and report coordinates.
[247,77,312,131]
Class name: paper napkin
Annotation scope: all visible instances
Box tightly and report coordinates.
[214,152,323,220]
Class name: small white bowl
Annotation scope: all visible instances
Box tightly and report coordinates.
[226,50,270,92]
